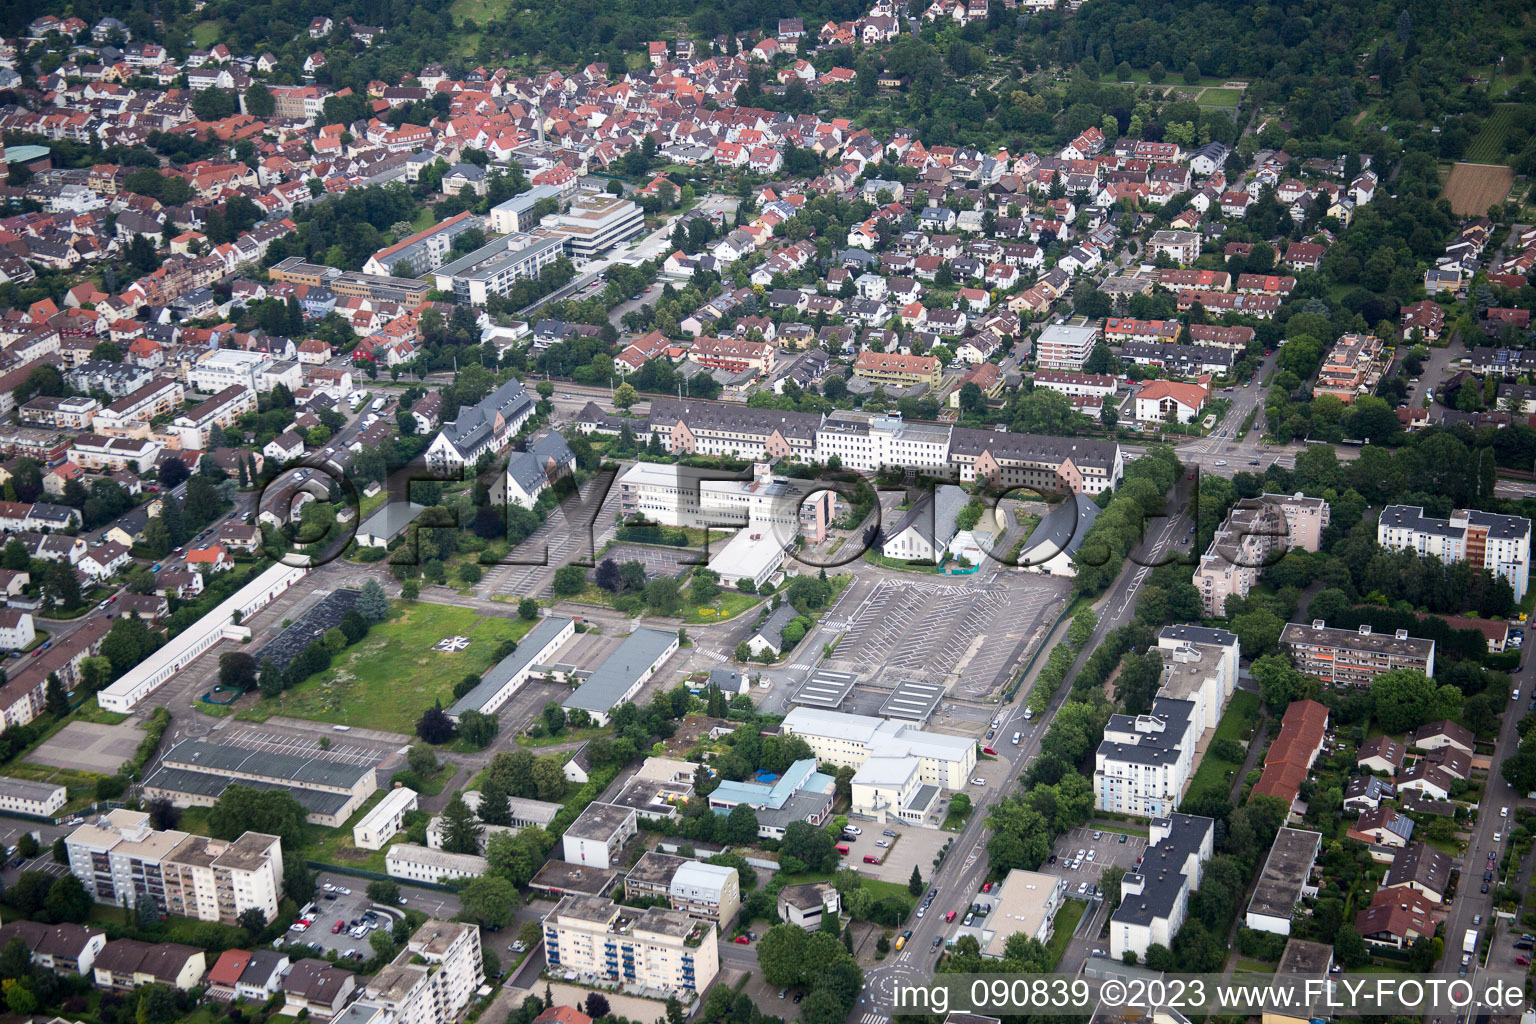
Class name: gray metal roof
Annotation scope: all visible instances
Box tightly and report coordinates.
[879,679,944,722]
[143,765,353,816]
[160,739,376,791]
[448,616,573,718]
[563,628,678,714]
[357,501,424,542]
[791,668,857,708]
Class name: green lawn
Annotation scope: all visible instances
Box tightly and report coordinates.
[1046,900,1086,966]
[307,790,392,872]
[1467,105,1518,164]
[1182,690,1262,808]
[1198,88,1243,106]
[238,601,536,732]
[684,590,764,623]
[191,20,223,48]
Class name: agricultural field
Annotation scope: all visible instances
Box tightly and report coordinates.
[1466,104,1518,163]
[1444,162,1514,216]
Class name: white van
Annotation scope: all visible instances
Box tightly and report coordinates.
[1012,732,1021,745]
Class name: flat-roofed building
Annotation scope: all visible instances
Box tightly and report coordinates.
[1110,813,1215,961]
[65,810,284,924]
[542,194,645,258]
[1245,828,1322,935]
[1378,504,1531,601]
[562,802,639,870]
[352,787,419,850]
[777,882,840,930]
[1194,494,1330,616]
[980,869,1065,956]
[781,707,978,792]
[189,349,273,393]
[669,861,741,924]
[352,920,483,1024]
[431,233,566,305]
[542,895,719,996]
[1036,324,1099,370]
[1280,620,1436,685]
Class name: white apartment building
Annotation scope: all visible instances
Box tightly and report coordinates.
[189,349,274,393]
[669,861,742,924]
[171,385,257,448]
[1035,324,1099,370]
[91,378,184,435]
[68,434,162,473]
[543,194,645,258]
[352,921,483,1024]
[561,802,639,870]
[0,777,66,816]
[1110,813,1215,961]
[65,810,284,924]
[812,412,953,476]
[780,707,977,792]
[1032,370,1118,400]
[1095,626,1240,817]
[1194,494,1331,616]
[543,895,720,996]
[980,869,1066,956]
[0,608,36,650]
[1378,504,1531,601]
[353,787,419,851]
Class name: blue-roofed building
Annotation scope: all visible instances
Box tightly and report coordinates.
[705,758,835,839]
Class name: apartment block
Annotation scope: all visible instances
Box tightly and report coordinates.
[1035,324,1099,370]
[171,384,256,448]
[1194,494,1331,615]
[1094,627,1239,817]
[561,803,639,870]
[350,921,483,1024]
[66,810,284,924]
[542,895,719,996]
[1279,620,1436,685]
[1312,333,1385,404]
[625,853,742,924]
[1378,504,1531,601]
[1110,813,1215,960]
[852,350,941,388]
[91,377,184,435]
[189,349,273,393]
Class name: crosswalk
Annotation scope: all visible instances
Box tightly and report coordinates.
[859,1014,888,1024]
[696,647,727,663]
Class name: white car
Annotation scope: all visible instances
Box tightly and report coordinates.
[323,884,335,892]
[337,887,352,895]
[844,826,862,836]
[1494,832,1503,842]
[971,777,986,786]
[1502,807,1510,818]
[1087,849,1096,861]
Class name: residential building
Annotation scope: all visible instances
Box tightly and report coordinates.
[0,920,106,974]
[1355,888,1437,949]
[1193,494,1330,615]
[1109,813,1215,960]
[504,433,576,508]
[1279,621,1436,685]
[1356,737,1405,776]
[777,882,840,930]
[980,870,1065,957]
[363,210,480,276]
[68,434,161,472]
[706,759,836,838]
[1032,370,1117,400]
[1346,806,1414,849]
[352,787,419,851]
[1035,324,1099,370]
[1378,505,1531,601]
[1148,230,1202,265]
[1244,828,1322,936]
[65,810,284,924]
[432,233,566,305]
[385,844,489,883]
[1408,720,1474,756]
[425,377,535,473]
[1312,333,1385,404]
[92,940,206,991]
[852,350,941,388]
[0,776,65,816]
[351,921,483,1024]
[542,895,719,996]
[1134,380,1208,424]
[171,385,256,448]
[206,948,289,1002]
[1249,700,1329,814]
[1380,842,1453,903]
[561,803,639,870]
[0,608,36,651]
[281,960,357,1016]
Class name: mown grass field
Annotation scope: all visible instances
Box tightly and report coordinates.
[1197,88,1243,106]
[239,601,535,732]
[1182,690,1261,807]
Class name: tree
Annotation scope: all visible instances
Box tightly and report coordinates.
[237,907,268,935]
[584,993,612,1020]
[210,786,307,851]
[44,560,82,611]
[245,82,274,117]
[725,803,760,844]
[518,598,539,620]
[219,651,258,692]
[416,700,455,743]
[16,831,39,858]
[357,579,390,622]
[645,577,683,615]
[136,984,177,1024]
[259,658,283,698]
[1333,924,1368,967]
[1371,669,1443,734]
[542,702,567,734]
[369,928,398,963]
[908,864,924,897]
[439,793,484,854]
[613,382,639,409]
[47,873,92,923]
[44,672,68,718]
[553,564,587,596]
[368,880,402,905]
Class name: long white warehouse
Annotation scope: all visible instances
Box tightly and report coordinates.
[97,562,308,712]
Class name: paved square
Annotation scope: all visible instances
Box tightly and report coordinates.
[30,720,144,774]
[847,822,952,885]
[592,542,705,580]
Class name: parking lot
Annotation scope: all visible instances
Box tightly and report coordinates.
[825,575,1067,698]
[839,821,952,886]
[1050,826,1148,894]
[593,542,705,580]
[279,883,406,961]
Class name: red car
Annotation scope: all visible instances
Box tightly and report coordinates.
[1519,956,1531,966]
[734,936,750,944]
[981,746,997,755]
[332,921,345,933]
[982,881,993,893]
